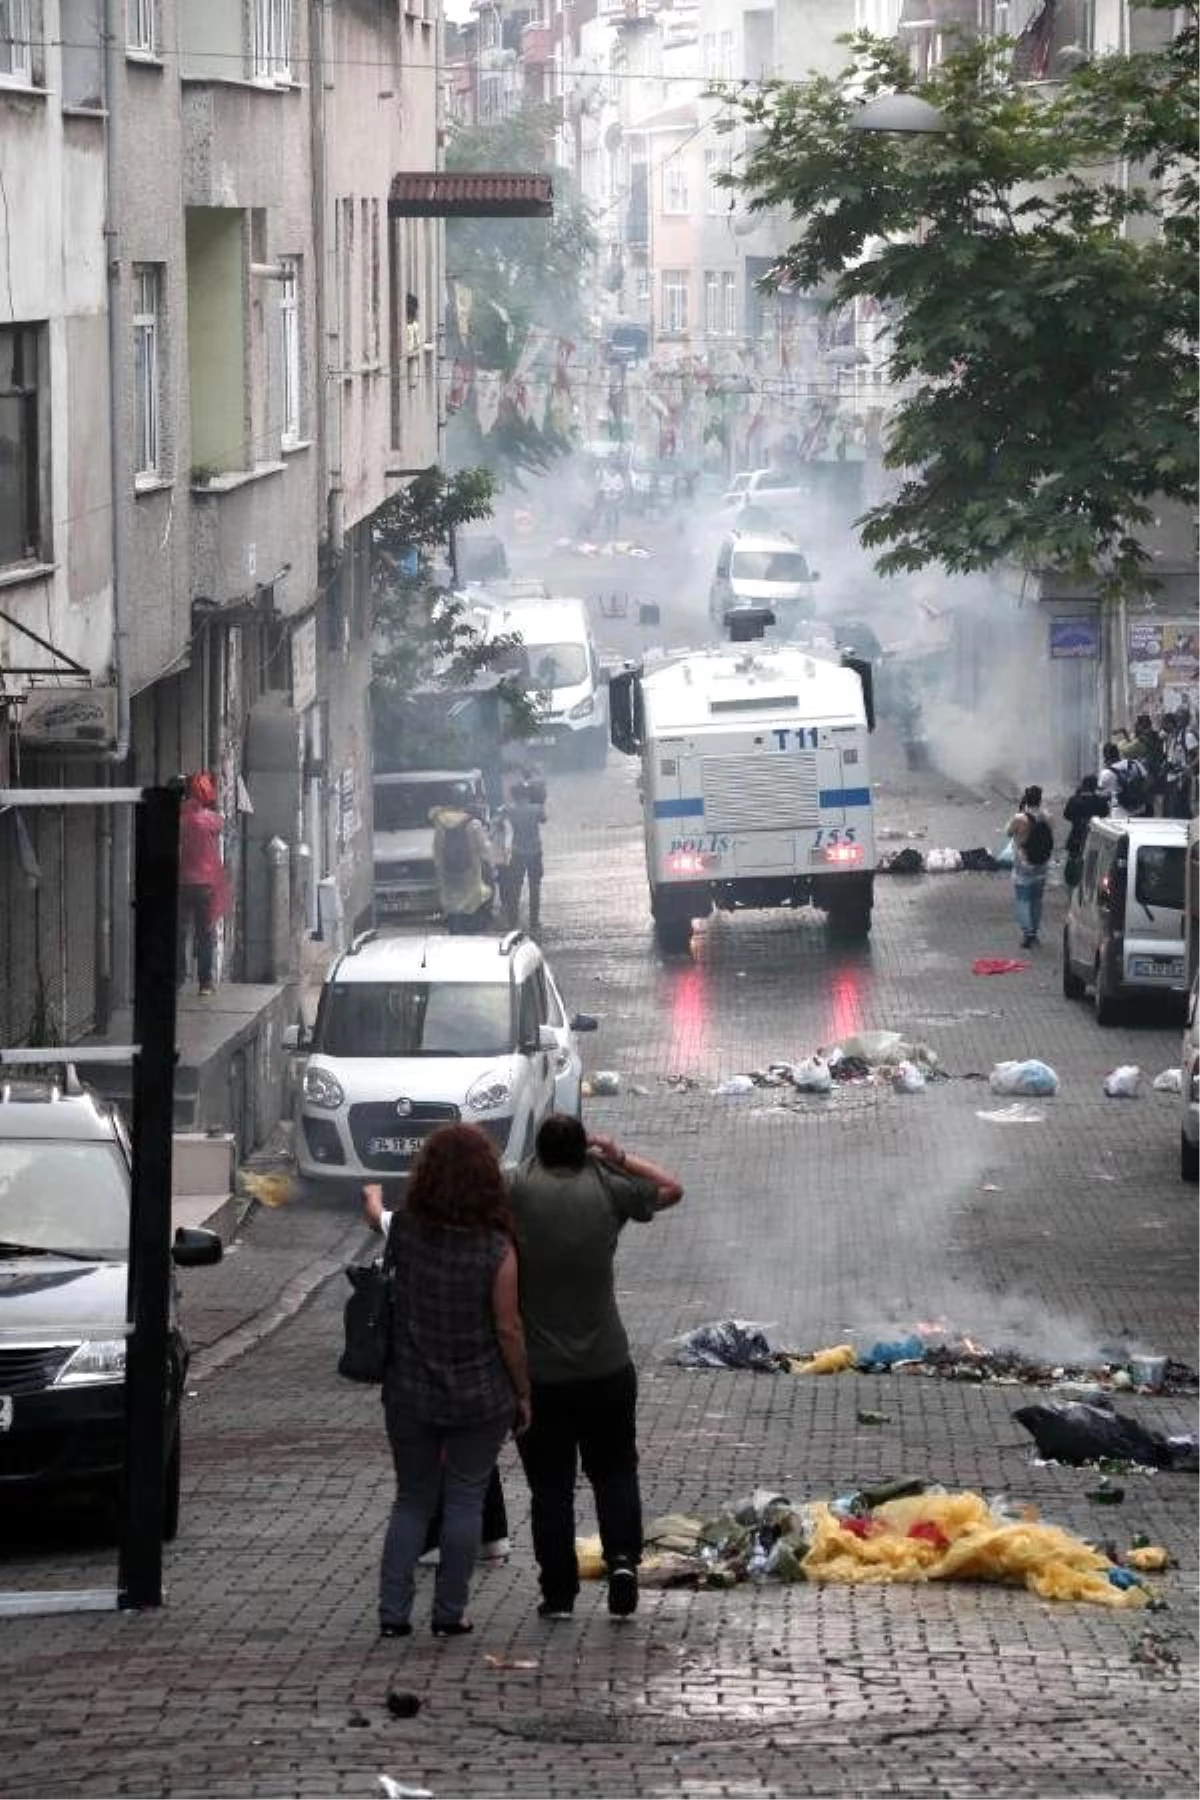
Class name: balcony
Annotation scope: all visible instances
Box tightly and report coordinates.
[190,459,317,618]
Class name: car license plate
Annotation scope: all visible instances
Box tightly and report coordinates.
[0,1395,12,1432]
[1132,957,1184,978]
[368,1135,425,1156]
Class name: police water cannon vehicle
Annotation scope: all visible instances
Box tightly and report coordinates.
[609,611,876,952]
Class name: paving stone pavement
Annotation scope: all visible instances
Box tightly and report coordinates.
[0,734,1196,1800]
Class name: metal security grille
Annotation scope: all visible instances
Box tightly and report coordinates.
[701,754,820,831]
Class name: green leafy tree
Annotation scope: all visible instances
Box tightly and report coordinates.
[445,105,598,481]
[371,466,535,766]
[718,4,1197,597]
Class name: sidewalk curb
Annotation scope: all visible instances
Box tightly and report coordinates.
[190,1213,372,1383]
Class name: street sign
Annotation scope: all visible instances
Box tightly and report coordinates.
[1048,617,1100,659]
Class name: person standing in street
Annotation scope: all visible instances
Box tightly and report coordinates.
[1062,773,1109,889]
[1004,784,1054,949]
[507,1114,684,1621]
[501,781,547,934]
[430,794,494,934]
[375,1125,530,1640]
[178,772,227,996]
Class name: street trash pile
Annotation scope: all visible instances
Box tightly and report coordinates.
[707,1031,946,1098]
[574,1482,1166,1609]
[989,1059,1059,1096]
[553,536,653,560]
[1103,1064,1142,1098]
[877,846,1003,875]
[971,958,1030,976]
[667,1318,1200,1397]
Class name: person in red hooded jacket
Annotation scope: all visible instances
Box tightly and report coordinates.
[178,772,225,994]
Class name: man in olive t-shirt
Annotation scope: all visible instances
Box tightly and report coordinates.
[507,1113,684,1620]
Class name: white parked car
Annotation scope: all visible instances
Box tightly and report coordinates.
[372,769,487,920]
[289,930,597,1191]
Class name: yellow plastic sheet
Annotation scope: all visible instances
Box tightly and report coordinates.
[786,1343,858,1376]
[1126,1544,1170,1572]
[802,1491,1146,1609]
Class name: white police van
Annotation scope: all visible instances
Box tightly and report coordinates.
[609,634,876,951]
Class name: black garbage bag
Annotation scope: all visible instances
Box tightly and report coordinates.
[673,1320,777,1371]
[959,847,1000,872]
[1013,1400,1184,1469]
[878,847,924,875]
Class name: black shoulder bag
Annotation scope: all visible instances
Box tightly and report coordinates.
[338,1228,395,1384]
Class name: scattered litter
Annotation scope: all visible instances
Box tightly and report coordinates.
[877,847,924,875]
[877,827,927,842]
[584,1070,622,1096]
[573,1486,1154,1609]
[629,1083,652,1097]
[378,1780,434,1800]
[1152,1068,1183,1093]
[664,1073,702,1093]
[861,1335,925,1370]
[237,1168,294,1208]
[1013,1401,1196,1471]
[976,1102,1046,1124]
[790,1054,834,1094]
[923,847,963,872]
[385,1692,422,1719]
[786,1343,857,1376]
[1087,1479,1126,1506]
[1128,1354,1168,1391]
[1103,1064,1142,1099]
[833,1030,939,1069]
[670,1320,777,1371]
[893,1060,926,1093]
[857,1409,892,1426]
[1131,1628,1183,1678]
[1125,1544,1170,1573]
[972,958,1029,976]
[713,1074,757,1096]
[483,1655,539,1671]
[989,1059,1059,1097]
[959,847,1001,872]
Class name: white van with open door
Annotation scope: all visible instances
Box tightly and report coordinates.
[484,597,608,769]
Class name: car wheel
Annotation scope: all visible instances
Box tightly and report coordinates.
[826,901,872,943]
[162,1430,182,1543]
[1093,960,1120,1026]
[1062,928,1085,999]
[1182,1129,1199,1183]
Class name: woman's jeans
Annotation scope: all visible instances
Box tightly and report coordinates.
[380,1415,507,1628]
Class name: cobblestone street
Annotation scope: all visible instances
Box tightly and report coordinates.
[1,737,1196,1799]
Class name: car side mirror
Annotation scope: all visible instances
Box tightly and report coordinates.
[570,1012,599,1033]
[282,1022,307,1052]
[172,1226,224,1267]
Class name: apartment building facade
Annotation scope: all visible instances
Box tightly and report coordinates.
[0,0,442,1058]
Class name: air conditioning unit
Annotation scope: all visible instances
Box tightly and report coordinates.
[19,686,117,750]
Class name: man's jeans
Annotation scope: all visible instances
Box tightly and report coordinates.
[1013,873,1048,942]
[380,1415,507,1628]
[516,1362,641,1606]
[505,852,543,930]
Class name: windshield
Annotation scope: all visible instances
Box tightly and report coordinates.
[1135,845,1185,912]
[0,1141,129,1258]
[527,643,588,690]
[732,550,811,583]
[374,781,473,833]
[317,982,513,1057]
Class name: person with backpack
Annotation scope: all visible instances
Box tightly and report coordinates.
[431,796,494,934]
[1062,774,1109,889]
[1098,741,1152,818]
[1004,784,1054,949]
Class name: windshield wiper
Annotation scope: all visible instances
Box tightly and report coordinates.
[0,1241,104,1260]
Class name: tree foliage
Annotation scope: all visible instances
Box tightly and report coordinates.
[445,106,598,482]
[717,5,1198,597]
[371,466,535,758]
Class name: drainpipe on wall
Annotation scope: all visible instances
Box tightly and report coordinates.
[311,0,344,560]
[95,0,133,1030]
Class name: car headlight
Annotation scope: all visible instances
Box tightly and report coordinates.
[304,1065,345,1110]
[57,1338,126,1386]
[568,695,595,720]
[466,1069,514,1113]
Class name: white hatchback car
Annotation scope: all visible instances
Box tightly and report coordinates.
[290,930,597,1191]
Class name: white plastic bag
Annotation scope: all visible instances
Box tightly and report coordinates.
[791,1054,833,1094]
[893,1060,926,1093]
[989,1059,1059,1097]
[713,1074,756,1096]
[1152,1068,1183,1093]
[925,847,962,873]
[1103,1064,1141,1098]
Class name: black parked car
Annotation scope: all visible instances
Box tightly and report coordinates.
[0,1074,222,1538]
